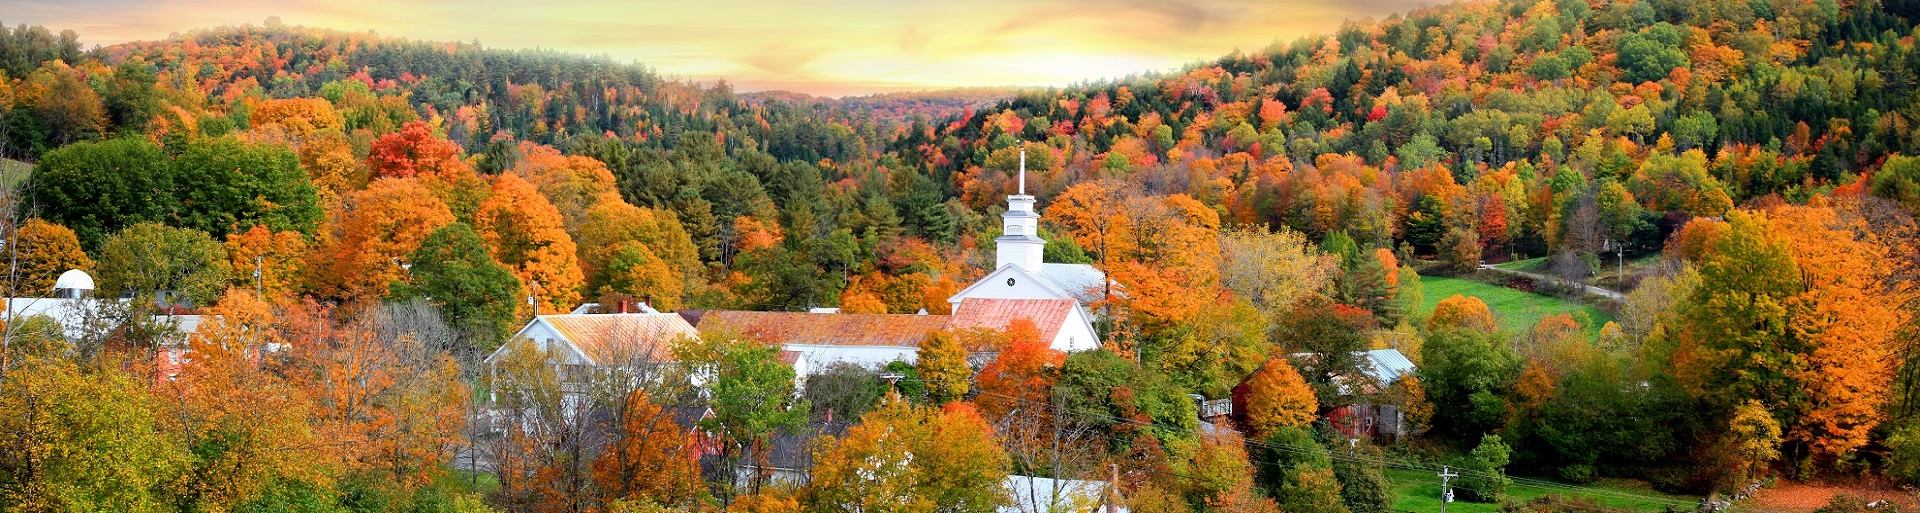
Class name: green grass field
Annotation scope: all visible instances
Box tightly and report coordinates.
[1492,256,1548,273]
[1386,468,1699,512]
[0,159,30,191]
[1416,275,1615,335]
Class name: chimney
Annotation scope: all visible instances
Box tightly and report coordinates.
[617,300,629,314]
[826,408,834,423]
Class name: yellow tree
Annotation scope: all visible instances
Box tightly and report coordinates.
[0,218,94,297]
[309,177,456,301]
[805,397,1011,513]
[250,97,344,139]
[916,330,970,404]
[575,197,699,309]
[0,358,187,512]
[475,173,584,313]
[1243,357,1318,437]
[298,129,369,202]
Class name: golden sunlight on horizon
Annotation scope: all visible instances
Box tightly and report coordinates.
[10,0,1435,97]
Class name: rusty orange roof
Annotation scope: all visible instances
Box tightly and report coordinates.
[698,311,952,347]
[948,298,1077,344]
[540,313,699,364]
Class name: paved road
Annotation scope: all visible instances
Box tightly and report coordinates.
[1477,264,1628,303]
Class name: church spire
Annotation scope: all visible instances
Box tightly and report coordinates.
[996,147,1045,274]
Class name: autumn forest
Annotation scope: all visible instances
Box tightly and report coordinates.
[4,0,1920,511]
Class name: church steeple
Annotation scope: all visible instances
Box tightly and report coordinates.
[996,149,1045,274]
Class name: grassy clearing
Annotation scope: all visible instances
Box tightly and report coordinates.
[1416,275,1616,335]
[1493,256,1548,273]
[1385,468,1699,512]
[0,159,30,191]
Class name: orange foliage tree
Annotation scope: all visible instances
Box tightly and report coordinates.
[592,389,708,508]
[475,173,584,313]
[1429,294,1497,332]
[972,319,1062,420]
[224,225,307,299]
[309,177,456,301]
[367,120,465,180]
[1673,205,1909,462]
[1242,357,1318,437]
[170,290,323,510]
[509,142,618,233]
[250,97,344,138]
[298,130,369,201]
[0,218,95,297]
[1769,204,1907,459]
[274,299,471,487]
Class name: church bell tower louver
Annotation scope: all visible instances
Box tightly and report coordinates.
[995,150,1046,274]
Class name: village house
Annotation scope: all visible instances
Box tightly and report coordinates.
[1230,348,1419,440]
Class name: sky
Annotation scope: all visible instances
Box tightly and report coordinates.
[8,0,1434,97]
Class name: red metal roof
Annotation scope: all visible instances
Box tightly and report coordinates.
[541,313,698,364]
[948,298,1076,344]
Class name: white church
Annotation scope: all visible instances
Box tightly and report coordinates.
[489,150,1106,374]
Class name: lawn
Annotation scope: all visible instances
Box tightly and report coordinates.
[1386,468,1700,512]
[0,158,29,190]
[1416,275,1615,336]
[1492,256,1548,273]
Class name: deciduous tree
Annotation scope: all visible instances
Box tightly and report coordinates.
[224,225,306,299]
[805,399,1011,513]
[95,222,230,306]
[311,177,456,301]
[402,222,524,352]
[475,173,583,313]
[0,218,93,297]
[1243,357,1317,437]
[916,329,971,404]
[593,389,708,509]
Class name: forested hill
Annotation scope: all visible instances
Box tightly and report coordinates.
[4,20,965,165]
[911,0,1920,259]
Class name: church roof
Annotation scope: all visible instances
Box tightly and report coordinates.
[1038,263,1109,303]
[698,311,952,347]
[949,298,1076,344]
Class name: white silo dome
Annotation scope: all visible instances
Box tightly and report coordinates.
[52,269,94,296]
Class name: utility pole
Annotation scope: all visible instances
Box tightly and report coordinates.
[528,280,540,317]
[254,255,264,298]
[1616,241,1625,283]
[1438,466,1458,513]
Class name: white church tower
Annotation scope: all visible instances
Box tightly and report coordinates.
[945,148,1109,351]
[995,150,1046,273]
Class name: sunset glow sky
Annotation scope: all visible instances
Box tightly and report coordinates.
[11,0,1432,97]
